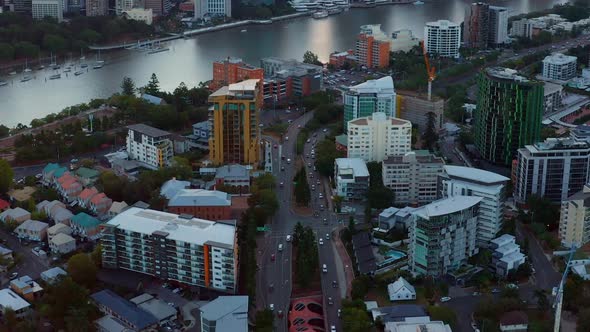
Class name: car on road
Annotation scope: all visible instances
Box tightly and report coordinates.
[269,283,274,292]
[506,283,519,290]
[278,243,283,251]
[319,238,324,245]
[274,144,278,149]
[326,233,330,240]
[277,310,284,318]
[311,185,316,191]
[285,136,289,141]
[286,235,292,242]
[322,264,327,273]
[9,272,18,280]
[271,254,276,261]
[332,280,338,288]
[338,309,341,317]
[440,296,451,303]
[172,288,181,294]
[328,297,333,305]
[287,158,291,164]
[269,304,274,311]
[331,325,336,332]
[323,218,328,225]
[472,291,480,296]
[491,288,501,293]
[280,182,284,187]
[323,128,328,133]
[281,166,285,171]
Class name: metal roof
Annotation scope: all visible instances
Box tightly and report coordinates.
[168,189,231,207]
[127,123,170,138]
[91,289,158,330]
[414,196,482,219]
[444,165,509,184]
[199,296,248,332]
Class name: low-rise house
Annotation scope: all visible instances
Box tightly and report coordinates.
[10,276,43,301]
[74,167,100,186]
[42,163,67,185]
[70,213,102,240]
[377,207,416,233]
[95,315,130,332]
[352,232,376,275]
[387,277,416,301]
[40,267,67,284]
[50,206,73,225]
[108,201,128,218]
[160,178,191,200]
[77,187,99,209]
[0,199,9,211]
[499,311,528,332]
[130,293,177,326]
[56,174,83,202]
[89,193,113,215]
[370,304,428,323]
[91,289,158,331]
[8,187,37,204]
[385,320,452,332]
[490,234,526,277]
[49,233,76,255]
[0,246,13,261]
[0,289,31,318]
[199,296,248,332]
[167,189,232,221]
[0,207,31,224]
[37,200,64,216]
[47,223,72,242]
[215,165,251,192]
[15,220,48,241]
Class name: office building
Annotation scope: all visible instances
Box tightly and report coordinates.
[396,90,444,133]
[115,0,134,15]
[355,24,391,68]
[211,57,263,91]
[101,207,238,293]
[560,184,590,248]
[463,2,490,49]
[260,57,323,98]
[514,138,590,204]
[347,112,412,162]
[439,165,509,247]
[86,0,106,15]
[167,189,232,221]
[122,8,154,25]
[409,196,481,276]
[474,67,543,166]
[510,18,534,38]
[208,79,261,166]
[194,0,231,19]
[200,296,248,332]
[32,0,63,22]
[382,151,445,205]
[424,20,461,58]
[489,234,526,277]
[343,76,396,131]
[390,29,420,53]
[126,124,174,169]
[145,0,170,16]
[489,6,509,46]
[329,50,355,69]
[334,158,370,201]
[542,53,577,81]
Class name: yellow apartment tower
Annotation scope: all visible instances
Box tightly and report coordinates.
[208,79,261,166]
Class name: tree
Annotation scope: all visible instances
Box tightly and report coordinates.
[422,112,439,150]
[341,299,372,332]
[315,139,344,177]
[145,73,160,95]
[255,309,274,332]
[41,276,90,325]
[91,243,102,267]
[294,167,311,206]
[43,34,67,53]
[303,50,322,65]
[351,275,370,300]
[0,43,15,60]
[121,76,136,96]
[294,225,319,287]
[578,308,590,332]
[0,125,9,138]
[366,161,394,209]
[428,305,457,328]
[64,307,92,332]
[333,195,343,213]
[348,216,356,234]
[2,308,17,331]
[0,160,13,194]
[67,253,98,288]
[534,289,550,313]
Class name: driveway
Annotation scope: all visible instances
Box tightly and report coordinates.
[0,228,49,284]
[515,223,561,290]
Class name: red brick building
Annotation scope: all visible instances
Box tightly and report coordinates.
[329,50,355,69]
[167,189,232,221]
[211,57,264,91]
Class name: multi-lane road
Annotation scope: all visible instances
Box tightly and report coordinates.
[256,112,346,331]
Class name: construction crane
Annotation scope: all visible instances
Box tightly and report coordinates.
[553,245,577,332]
[419,40,436,101]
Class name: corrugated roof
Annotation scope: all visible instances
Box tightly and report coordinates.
[200,296,248,332]
[414,196,482,219]
[168,189,231,207]
[0,289,30,312]
[444,165,509,184]
[91,290,158,330]
[50,233,75,246]
[160,179,191,199]
[71,213,101,228]
[75,167,99,179]
[16,219,48,232]
[127,124,170,138]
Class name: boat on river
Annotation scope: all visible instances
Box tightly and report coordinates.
[313,10,329,18]
[49,74,61,80]
[74,70,84,76]
[0,81,7,87]
[20,76,32,82]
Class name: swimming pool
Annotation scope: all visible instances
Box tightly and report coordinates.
[385,249,407,261]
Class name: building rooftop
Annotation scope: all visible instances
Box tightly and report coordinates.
[388,277,415,295]
[127,123,170,138]
[543,53,577,65]
[95,315,128,332]
[91,289,158,330]
[414,196,482,219]
[141,93,165,105]
[106,207,236,248]
[499,310,529,326]
[0,207,30,220]
[0,289,29,312]
[200,296,248,332]
[544,81,563,95]
[15,219,48,232]
[138,298,177,322]
[74,167,100,180]
[215,164,250,179]
[10,276,42,295]
[444,165,509,184]
[0,246,12,257]
[383,151,444,165]
[40,267,67,281]
[51,233,75,246]
[385,320,452,332]
[348,76,394,95]
[108,201,129,215]
[168,189,231,207]
[71,212,101,229]
[0,199,9,211]
[371,304,428,322]
[349,112,410,127]
[526,137,590,152]
[335,158,369,177]
[47,223,71,235]
[160,178,191,199]
[486,67,531,83]
[426,19,460,28]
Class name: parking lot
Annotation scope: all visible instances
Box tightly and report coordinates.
[323,68,390,90]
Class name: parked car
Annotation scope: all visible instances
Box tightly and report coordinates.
[440,296,451,303]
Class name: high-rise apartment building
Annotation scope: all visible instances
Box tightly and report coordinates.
[382,151,445,205]
[559,184,590,248]
[355,24,391,69]
[101,207,238,293]
[463,3,508,48]
[542,53,577,81]
[86,0,107,16]
[211,57,263,92]
[116,0,134,15]
[32,0,62,21]
[343,76,396,131]
[194,0,231,19]
[145,0,170,16]
[473,67,543,166]
[409,196,481,276]
[424,20,461,58]
[347,112,411,162]
[390,29,420,53]
[126,124,174,169]
[439,165,509,247]
[208,79,260,166]
[396,90,444,133]
[514,138,590,205]
[510,18,534,39]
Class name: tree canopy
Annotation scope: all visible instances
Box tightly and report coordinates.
[0,160,13,194]
[303,50,322,66]
[121,77,136,96]
[67,253,97,288]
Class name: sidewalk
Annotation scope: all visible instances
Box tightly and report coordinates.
[333,226,354,298]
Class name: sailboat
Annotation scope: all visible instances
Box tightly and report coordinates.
[50,53,59,70]
[23,59,32,73]
[93,50,104,69]
[37,55,45,70]
[80,48,86,61]
[0,81,8,87]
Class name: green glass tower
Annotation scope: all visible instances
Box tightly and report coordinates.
[474,67,543,166]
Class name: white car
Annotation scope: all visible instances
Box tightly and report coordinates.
[440,296,451,303]
[269,303,274,311]
[331,325,336,332]
[319,238,324,245]
[326,233,330,240]
[286,235,292,242]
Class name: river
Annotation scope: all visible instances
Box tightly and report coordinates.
[0,0,568,127]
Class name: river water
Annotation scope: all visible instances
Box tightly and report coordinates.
[0,0,567,127]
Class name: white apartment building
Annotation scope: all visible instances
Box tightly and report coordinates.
[514,138,590,204]
[122,8,153,25]
[510,18,534,38]
[439,165,509,247]
[343,76,396,130]
[559,184,590,248]
[390,29,420,52]
[86,0,107,16]
[101,207,238,293]
[489,234,526,277]
[126,124,174,169]
[194,0,231,20]
[424,20,461,58]
[489,6,509,45]
[32,0,63,22]
[334,158,370,201]
[382,151,445,205]
[347,112,412,162]
[542,53,577,81]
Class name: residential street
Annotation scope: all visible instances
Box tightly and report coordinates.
[0,228,49,285]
